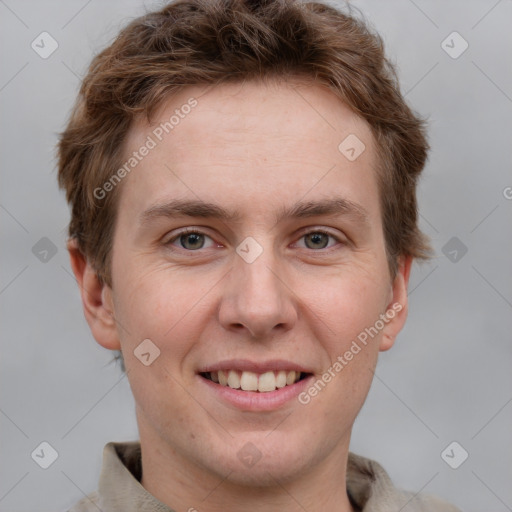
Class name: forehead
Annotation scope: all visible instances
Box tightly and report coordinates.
[118,79,380,225]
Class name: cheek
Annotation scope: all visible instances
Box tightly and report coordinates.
[300,267,390,340]
[115,265,219,369]
[300,269,388,403]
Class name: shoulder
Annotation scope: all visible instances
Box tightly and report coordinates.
[347,452,462,511]
[66,490,101,512]
[401,491,462,512]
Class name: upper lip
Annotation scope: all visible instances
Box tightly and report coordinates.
[198,359,313,374]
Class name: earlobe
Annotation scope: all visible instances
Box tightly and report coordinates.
[67,238,121,351]
[379,255,413,352]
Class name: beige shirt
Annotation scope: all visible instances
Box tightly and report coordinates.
[68,442,461,511]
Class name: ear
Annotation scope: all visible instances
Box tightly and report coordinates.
[379,255,413,352]
[67,238,121,350]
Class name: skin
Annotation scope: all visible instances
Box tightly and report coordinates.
[69,79,412,512]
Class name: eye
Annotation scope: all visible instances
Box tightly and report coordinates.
[166,229,217,251]
[295,230,343,250]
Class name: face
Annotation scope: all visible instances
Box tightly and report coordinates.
[81,79,410,487]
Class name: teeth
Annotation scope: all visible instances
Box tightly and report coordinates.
[275,370,287,388]
[206,369,304,392]
[258,371,276,392]
[240,371,258,391]
[227,370,241,389]
[218,370,228,386]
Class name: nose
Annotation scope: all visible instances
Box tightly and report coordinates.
[218,245,297,339]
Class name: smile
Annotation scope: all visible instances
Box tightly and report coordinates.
[200,370,309,392]
[197,359,315,410]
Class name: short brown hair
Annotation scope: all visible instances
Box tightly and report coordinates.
[57,0,432,288]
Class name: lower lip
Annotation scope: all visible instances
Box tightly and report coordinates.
[198,374,314,411]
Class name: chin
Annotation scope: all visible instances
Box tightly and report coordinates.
[224,458,304,488]
[207,437,316,487]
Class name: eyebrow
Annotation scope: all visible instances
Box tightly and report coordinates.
[139,197,370,227]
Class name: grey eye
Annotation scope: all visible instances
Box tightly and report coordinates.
[179,232,206,250]
[302,232,335,250]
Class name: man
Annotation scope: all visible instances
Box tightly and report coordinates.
[58,0,461,510]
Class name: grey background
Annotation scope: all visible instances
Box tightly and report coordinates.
[1,0,511,511]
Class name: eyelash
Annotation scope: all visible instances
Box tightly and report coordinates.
[164,227,346,253]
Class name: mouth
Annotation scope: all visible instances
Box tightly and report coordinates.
[200,370,311,393]
[197,359,315,411]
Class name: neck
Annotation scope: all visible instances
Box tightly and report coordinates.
[138,424,356,512]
